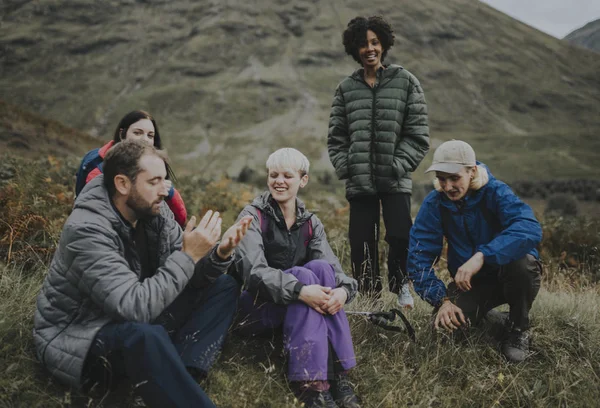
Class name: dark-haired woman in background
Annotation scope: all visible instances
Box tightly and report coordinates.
[327,16,430,307]
[76,110,187,226]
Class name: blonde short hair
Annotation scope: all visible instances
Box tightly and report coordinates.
[433,164,489,192]
[266,148,310,176]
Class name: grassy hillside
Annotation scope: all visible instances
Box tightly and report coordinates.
[565,18,600,52]
[1,156,599,407]
[0,99,98,158]
[1,0,599,181]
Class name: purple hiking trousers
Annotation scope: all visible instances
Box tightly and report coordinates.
[238,260,356,381]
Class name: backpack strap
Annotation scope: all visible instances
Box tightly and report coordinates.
[75,149,103,196]
[255,208,269,237]
[301,216,314,248]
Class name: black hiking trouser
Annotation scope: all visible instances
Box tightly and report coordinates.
[348,193,412,295]
[447,254,542,330]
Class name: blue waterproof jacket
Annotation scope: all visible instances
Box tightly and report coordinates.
[407,163,542,307]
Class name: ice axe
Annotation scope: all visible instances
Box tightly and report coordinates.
[346,309,416,342]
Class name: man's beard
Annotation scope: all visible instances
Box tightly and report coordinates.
[127,187,163,219]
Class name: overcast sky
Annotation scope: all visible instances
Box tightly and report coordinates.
[479,0,600,38]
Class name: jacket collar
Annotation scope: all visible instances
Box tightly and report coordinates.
[350,64,404,83]
[251,191,312,226]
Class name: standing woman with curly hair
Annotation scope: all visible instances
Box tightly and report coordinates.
[327,16,430,306]
[76,110,187,226]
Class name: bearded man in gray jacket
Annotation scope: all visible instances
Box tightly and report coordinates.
[33,140,252,408]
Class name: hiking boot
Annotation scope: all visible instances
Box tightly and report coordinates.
[330,373,360,408]
[501,329,531,363]
[397,283,414,309]
[292,382,338,408]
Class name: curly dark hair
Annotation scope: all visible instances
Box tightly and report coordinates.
[342,16,395,65]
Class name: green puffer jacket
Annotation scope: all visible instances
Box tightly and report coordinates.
[328,64,430,199]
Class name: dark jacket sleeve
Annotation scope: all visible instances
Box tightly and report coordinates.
[477,183,542,266]
[327,85,350,180]
[306,215,358,303]
[394,76,430,178]
[189,245,235,288]
[407,194,447,307]
[71,223,195,323]
[234,207,301,305]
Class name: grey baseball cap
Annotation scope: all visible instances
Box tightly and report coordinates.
[425,140,476,174]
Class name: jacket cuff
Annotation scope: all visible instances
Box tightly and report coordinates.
[476,245,497,266]
[334,164,349,180]
[292,282,305,301]
[341,285,352,303]
[210,245,234,269]
[431,290,448,308]
[393,157,407,179]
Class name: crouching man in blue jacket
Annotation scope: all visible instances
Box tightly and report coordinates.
[408,140,542,362]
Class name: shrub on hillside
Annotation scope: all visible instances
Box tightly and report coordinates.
[540,216,600,282]
[0,156,76,270]
[544,193,578,217]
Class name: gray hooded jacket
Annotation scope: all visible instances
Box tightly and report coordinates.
[234,192,357,305]
[33,175,231,388]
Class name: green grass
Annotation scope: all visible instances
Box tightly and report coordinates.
[1,155,600,407]
[1,262,599,407]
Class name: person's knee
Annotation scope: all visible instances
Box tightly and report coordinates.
[451,294,483,325]
[501,255,540,285]
[210,274,240,301]
[288,266,319,285]
[213,273,239,290]
[303,260,335,279]
[123,323,170,349]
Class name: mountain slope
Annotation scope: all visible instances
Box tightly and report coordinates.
[564,18,600,52]
[0,99,97,159]
[1,0,599,180]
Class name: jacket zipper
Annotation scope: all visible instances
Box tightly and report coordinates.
[287,229,294,266]
[369,83,377,187]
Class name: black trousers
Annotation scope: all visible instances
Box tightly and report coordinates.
[447,254,542,330]
[348,193,412,295]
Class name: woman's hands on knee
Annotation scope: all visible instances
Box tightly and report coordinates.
[298,285,332,314]
[322,288,347,315]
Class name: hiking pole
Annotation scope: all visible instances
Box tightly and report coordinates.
[346,309,416,342]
